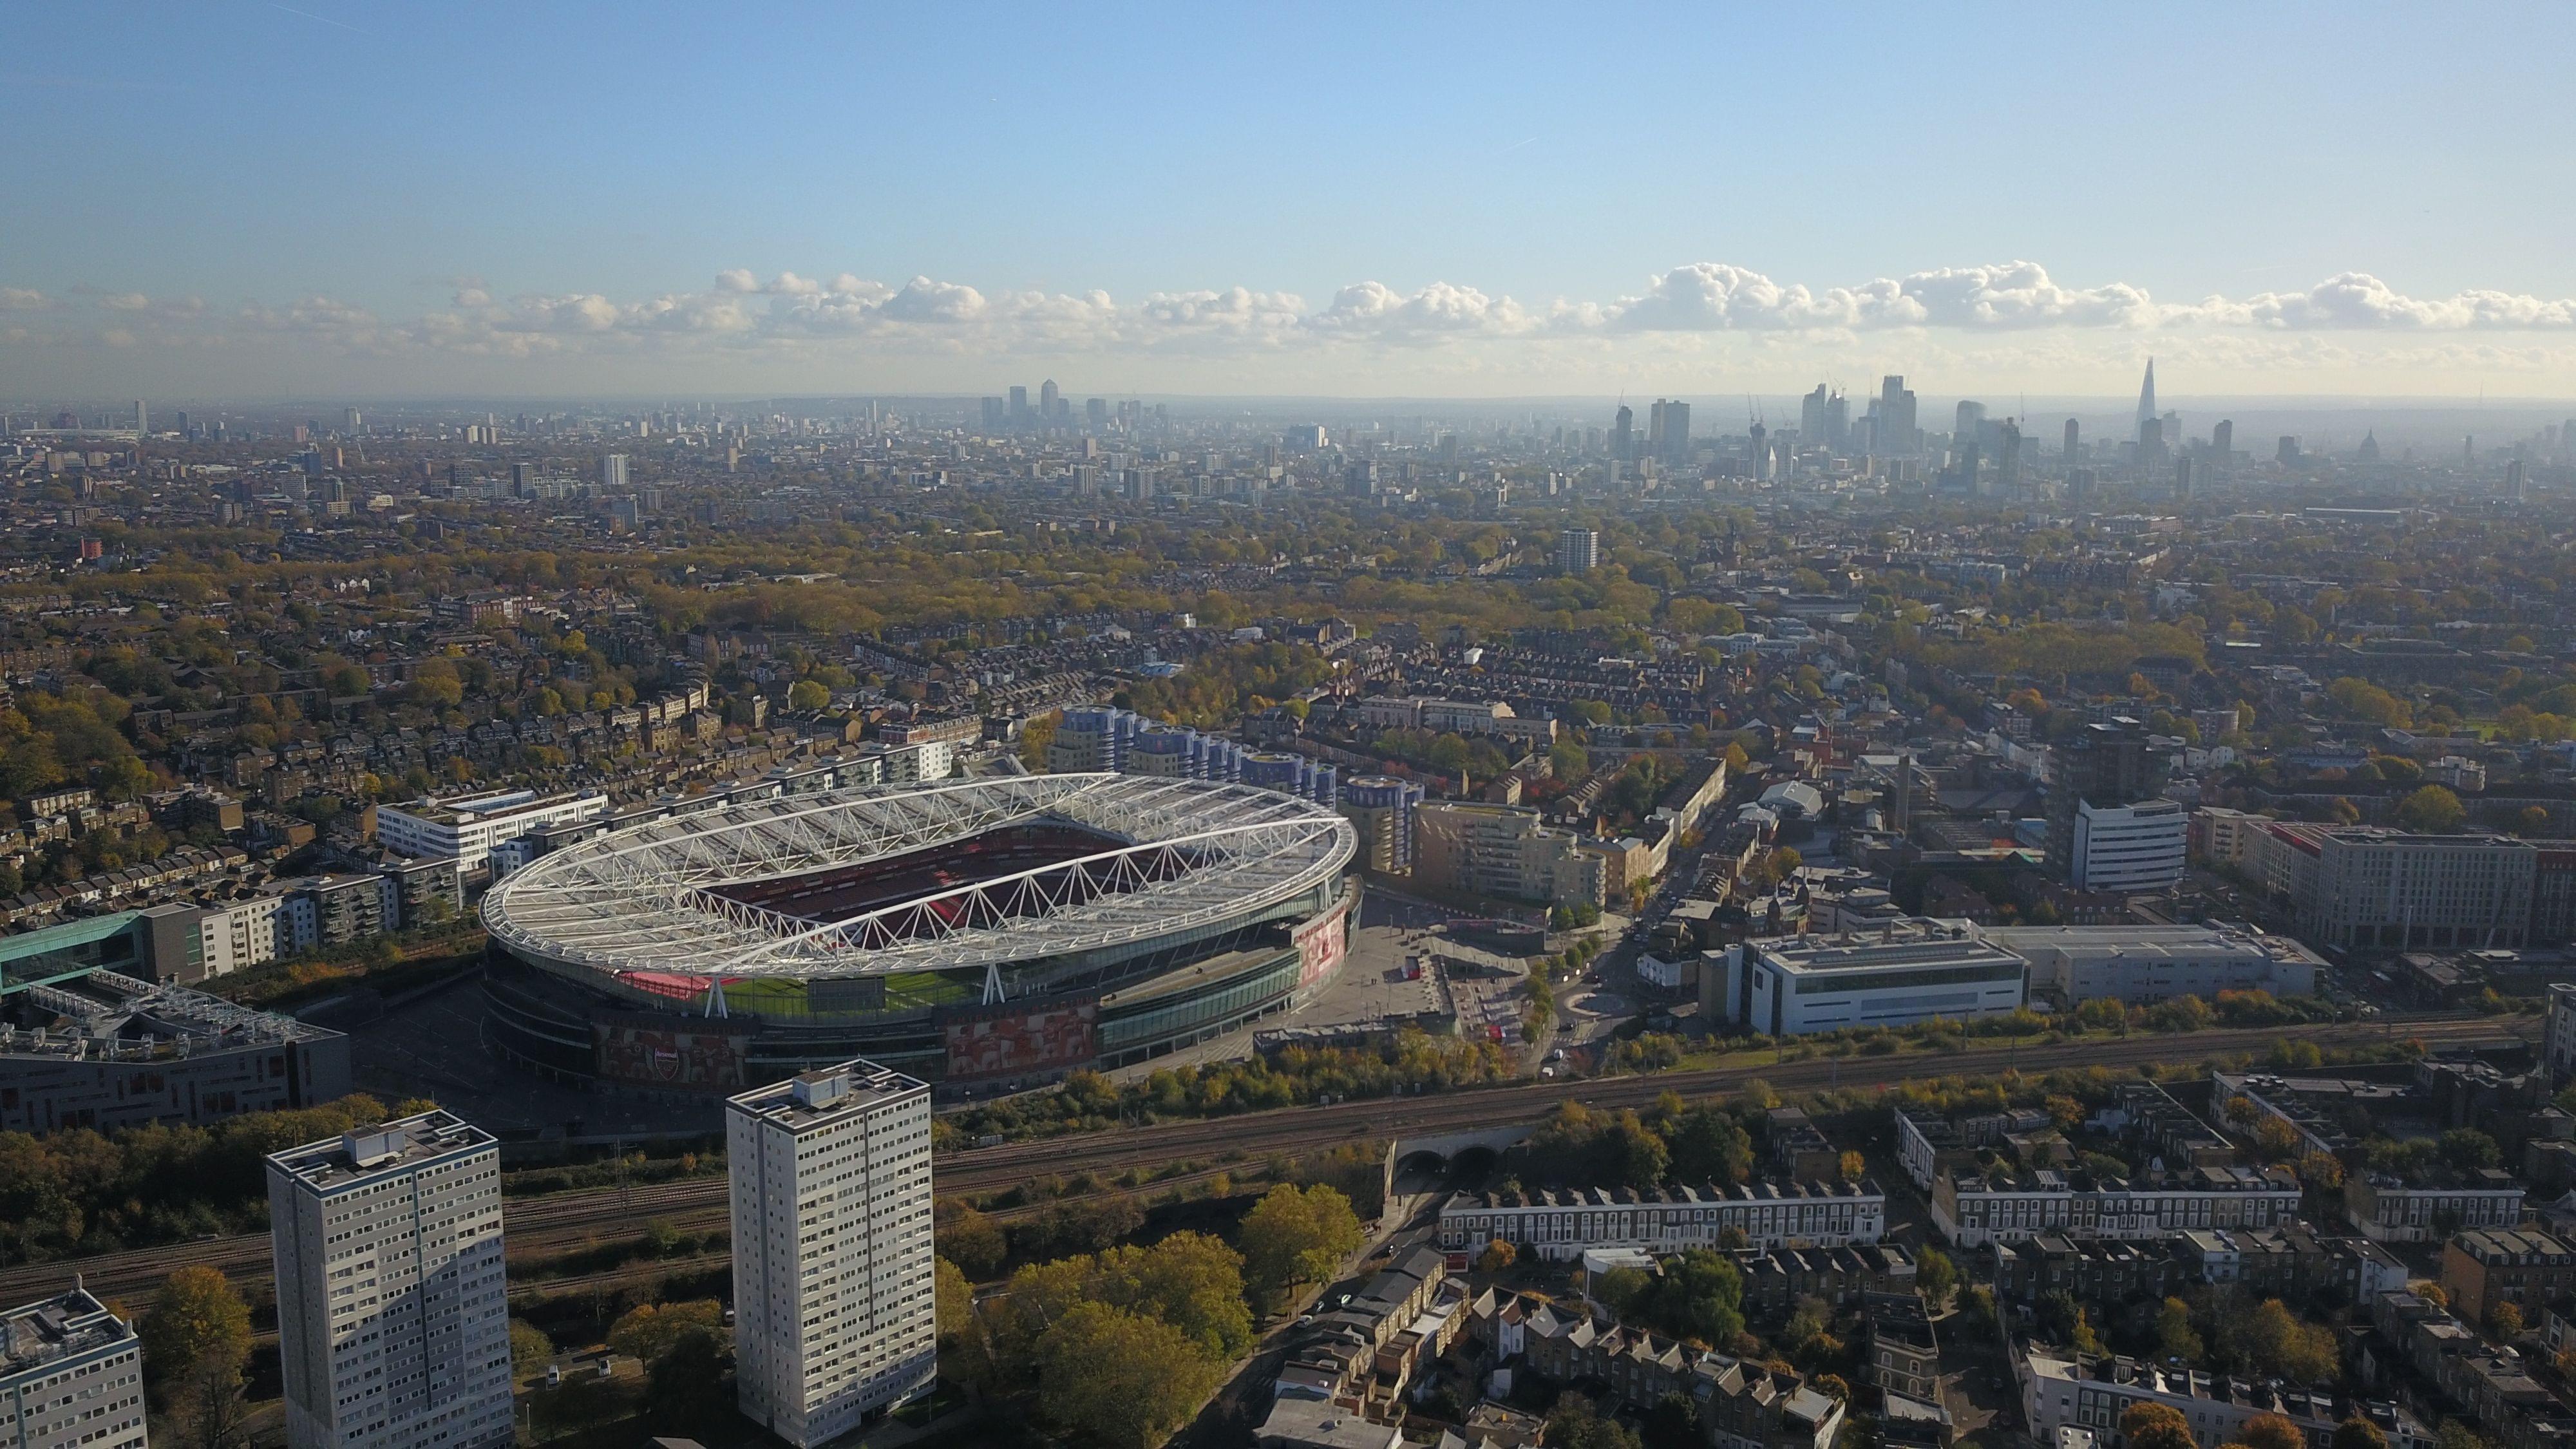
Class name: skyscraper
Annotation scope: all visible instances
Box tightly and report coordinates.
[1558,528,1600,575]
[2136,357,2157,438]
[1007,385,1028,421]
[268,1111,513,1449]
[1747,421,1768,480]
[2063,417,2080,463]
[131,400,146,434]
[1611,404,1634,462]
[2211,419,2233,461]
[1954,400,1985,440]
[1997,419,2022,495]
[1800,384,1830,442]
[1660,400,1690,462]
[729,1061,937,1448]
[1876,375,1917,454]
[598,453,629,489]
[1039,379,1059,419]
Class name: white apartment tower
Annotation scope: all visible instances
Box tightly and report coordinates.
[728,1060,938,1447]
[0,1289,147,1449]
[266,1111,512,1449]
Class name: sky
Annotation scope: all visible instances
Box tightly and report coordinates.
[6,1,2576,401]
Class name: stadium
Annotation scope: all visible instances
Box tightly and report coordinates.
[480,773,1360,1093]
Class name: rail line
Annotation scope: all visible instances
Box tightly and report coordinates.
[0,1015,2523,1309]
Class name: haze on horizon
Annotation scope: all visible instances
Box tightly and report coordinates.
[7,1,2576,402]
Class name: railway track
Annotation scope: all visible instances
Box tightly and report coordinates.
[0,1015,2523,1309]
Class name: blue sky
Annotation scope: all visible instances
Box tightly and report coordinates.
[6,1,2575,398]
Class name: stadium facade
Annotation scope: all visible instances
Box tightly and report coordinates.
[480,773,1359,1092]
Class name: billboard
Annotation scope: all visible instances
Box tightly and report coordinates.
[594,1020,752,1090]
[1293,896,1350,992]
[939,998,1099,1081]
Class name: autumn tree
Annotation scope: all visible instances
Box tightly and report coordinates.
[2123,1403,2199,1449]
[140,1267,252,1395]
[2241,1413,2307,1449]
[1036,1302,1224,1449]
[1236,1183,1366,1298]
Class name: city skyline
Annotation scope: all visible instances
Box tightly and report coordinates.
[6,3,2576,397]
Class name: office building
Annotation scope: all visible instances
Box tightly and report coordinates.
[267,1111,512,1449]
[1558,528,1600,576]
[1708,920,2027,1036]
[1,965,348,1134]
[1985,923,2319,1005]
[728,1061,938,1446]
[2246,824,2539,952]
[377,788,607,873]
[2044,717,2157,886]
[598,453,629,489]
[2063,417,2079,462]
[0,1288,146,1449]
[1611,404,1633,461]
[1876,375,1918,453]
[2067,798,2188,893]
[2136,358,2157,435]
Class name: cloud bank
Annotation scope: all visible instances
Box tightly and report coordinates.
[9,261,2576,394]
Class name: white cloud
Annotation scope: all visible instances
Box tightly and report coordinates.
[12,261,2576,395]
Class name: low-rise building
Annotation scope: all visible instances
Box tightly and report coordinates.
[1930,1166,2302,1248]
[1866,1293,1940,1405]
[1437,1179,1886,1261]
[2022,1349,2374,1449]
[1710,919,2027,1036]
[1,967,349,1133]
[1987,924,2320,1006]
[2439,1228,2576,1325]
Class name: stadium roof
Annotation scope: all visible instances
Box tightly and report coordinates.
[480,773,1355,981]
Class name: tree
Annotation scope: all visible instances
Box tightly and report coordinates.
[605,1299,724,1364]
[2244,1298,2337,1383]
[1915,1248,1958,1311]
[2439,1128,2501,1172]
[937,1200,1009,1279]
[2490,1302,2526,1340]
[507,1318,554,1373]
[140,1267,252,1395]
[936,1256,974,1343]
[1477,1239,1517,1274]
[2396,785,2467,833]
[2241,1414,2307,1449]
[1236,1183,1365,1298]
[2155,1296,2205,1364]
[1838,1150,1866,1184]
[786,678,830,711]
[1036,1302,1224,1449]
[2435,1425,2494,1449]
[2123,1403,2199,1449]
[641,1326,729,1432]
[2333,1419,2391,1449]
[1546,1392,1646,1449]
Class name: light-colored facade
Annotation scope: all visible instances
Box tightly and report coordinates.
[1985,924,2320,1005]
[1436,1180,1886,1261]
[728,1060,937,1447]
[267,1112,511,1449]
[1413,800,1604,908]
[377,788,607,872]
[2023,1349,2361,1449]
[1718,921,2027,1037]
[0,1289,146,1449]
[2250,823,2537,952]
[1929,1166,2302,1248]
[2069,799,2188,893]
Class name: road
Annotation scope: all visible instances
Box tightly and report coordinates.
[0,1013,2523,1309]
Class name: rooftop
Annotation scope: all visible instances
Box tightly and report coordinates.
[726,1057,926,1130]
[1,1289,131,1381]
[1,969,338,1063]
[267,1109,495,1192]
